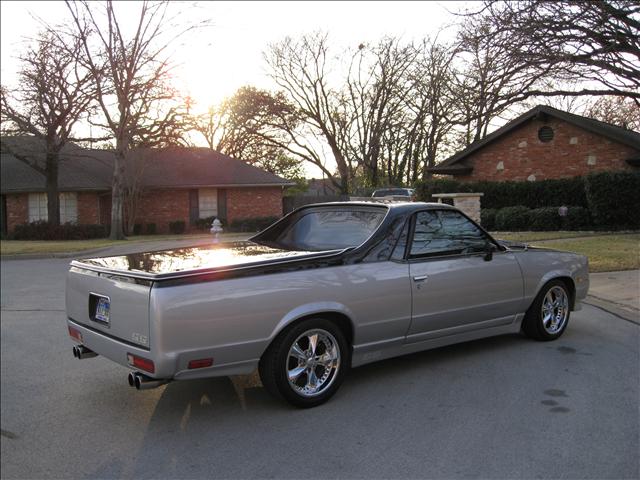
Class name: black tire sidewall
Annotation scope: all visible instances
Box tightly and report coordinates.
[525,280,571,341]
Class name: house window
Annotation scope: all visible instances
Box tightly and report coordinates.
[198,188,218,218]
[60,193,78,223]
[28,192,78,223]
[28,193,48,222]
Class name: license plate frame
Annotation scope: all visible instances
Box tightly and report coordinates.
[90,293,111,326]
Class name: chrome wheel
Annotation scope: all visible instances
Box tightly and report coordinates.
[541,286,569,334]
[286,329,341,398]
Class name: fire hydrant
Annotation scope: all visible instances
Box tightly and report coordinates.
[210,218,223,243]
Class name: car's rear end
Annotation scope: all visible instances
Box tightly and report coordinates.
[65,258,196,391]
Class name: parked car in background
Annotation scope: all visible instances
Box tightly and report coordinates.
[66,202,589,408]
[371,187,416,200]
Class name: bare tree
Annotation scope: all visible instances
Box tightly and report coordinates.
[586,96,640,131]
[265,33,353,194]
[405,39,459,181]
[453,14,555,145]
[189,86,305,181]
[64,0,203,239]
[0,29,95,225]
[346,38,416,187]
[465,1,640,102]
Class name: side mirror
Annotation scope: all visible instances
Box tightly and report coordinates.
[483,242,496,262]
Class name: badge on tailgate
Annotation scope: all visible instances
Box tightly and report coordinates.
[89,293,111,326]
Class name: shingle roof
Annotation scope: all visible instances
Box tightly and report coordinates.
[429,105,640,174]
[1,140,294,193]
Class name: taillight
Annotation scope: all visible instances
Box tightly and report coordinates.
[68,326,83,342]
[188,358,213,369]
[127,353,155,373]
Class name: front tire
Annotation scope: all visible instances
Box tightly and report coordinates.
[523,280,571,341]
[259,318,349,408]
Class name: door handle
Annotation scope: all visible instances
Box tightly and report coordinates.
[412,275,428,282]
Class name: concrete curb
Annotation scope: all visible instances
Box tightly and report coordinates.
[1,234,254,261]
[584,296,640,326]
[1,246,117,261]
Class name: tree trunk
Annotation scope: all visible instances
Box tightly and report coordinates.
[45,151,60,226]
[109,149,127,240]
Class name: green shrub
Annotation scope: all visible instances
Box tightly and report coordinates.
[194,216,222,231]
[414,179,463,203]
[133,223,142,235]
[480,208,497,230]
[584,171,640,229]
[562,206,591,230]
[495,206,531,231]
[415,177,587,209]
[228,216,280,233]
[168,220,186,234]
[11,221,108,240]
[145,223,157,235]
[529,207,563,231]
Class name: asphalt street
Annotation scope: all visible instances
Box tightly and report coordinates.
[1,257,638,479]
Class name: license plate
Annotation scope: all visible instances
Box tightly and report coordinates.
[94,296,110,324]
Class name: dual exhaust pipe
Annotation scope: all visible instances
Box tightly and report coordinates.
[128,371,169,390]
[72,345,97,359]
[72,344,167,390]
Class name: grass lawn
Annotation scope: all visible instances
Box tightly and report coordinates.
[493,231,609,242]
[0,233,235,256]
[495,233,639,272]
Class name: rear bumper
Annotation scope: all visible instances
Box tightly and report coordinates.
[67,318,258,379]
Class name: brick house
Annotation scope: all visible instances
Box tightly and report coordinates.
[428,105,640,181]
[1,141,294,235]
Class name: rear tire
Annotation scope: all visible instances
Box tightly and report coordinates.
[259,318,349,408]
[523,280,571,341]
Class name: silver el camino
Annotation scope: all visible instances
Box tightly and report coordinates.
[66,202,589,407]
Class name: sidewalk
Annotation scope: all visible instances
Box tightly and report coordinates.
[585,270,639,324]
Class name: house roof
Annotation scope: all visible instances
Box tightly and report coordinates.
[1,139,295,194]
[428,105,640,174]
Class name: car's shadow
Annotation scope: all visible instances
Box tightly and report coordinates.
[108,332,532,478]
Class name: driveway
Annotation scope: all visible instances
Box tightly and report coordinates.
[1,257,638,479]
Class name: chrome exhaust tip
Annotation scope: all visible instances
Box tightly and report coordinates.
[73,345,97,359]
[130,371,168,390]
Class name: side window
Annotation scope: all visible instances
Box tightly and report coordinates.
[410,210,489,258]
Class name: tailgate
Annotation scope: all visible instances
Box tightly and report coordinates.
[66,266,151,349]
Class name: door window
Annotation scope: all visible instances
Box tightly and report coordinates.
[410,210,489,258]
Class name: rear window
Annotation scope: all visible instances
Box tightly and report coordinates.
[274,209,386,250]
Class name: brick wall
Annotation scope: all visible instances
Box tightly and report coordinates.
[456,118,638,182]
[135,188,190,234]
[226,187,283,223]
[6,194,28,233]
[4,187,285,234]
[77,192,100,224]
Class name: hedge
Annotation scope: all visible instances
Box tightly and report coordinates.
[194,216,217,231]
[489,205,591,231]
[11,221,108,240]
[168,220,186,234]
[495,206,531,231]
[416,172,640,229]
[480,208,498,230]
[228,216,280,233]
[584,171,640,229]
[415,177,587,209]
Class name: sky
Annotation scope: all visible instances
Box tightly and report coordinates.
[0,0,471,176]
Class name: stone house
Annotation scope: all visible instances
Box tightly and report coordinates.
[428,105,640,181]
[1,141,293,235]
